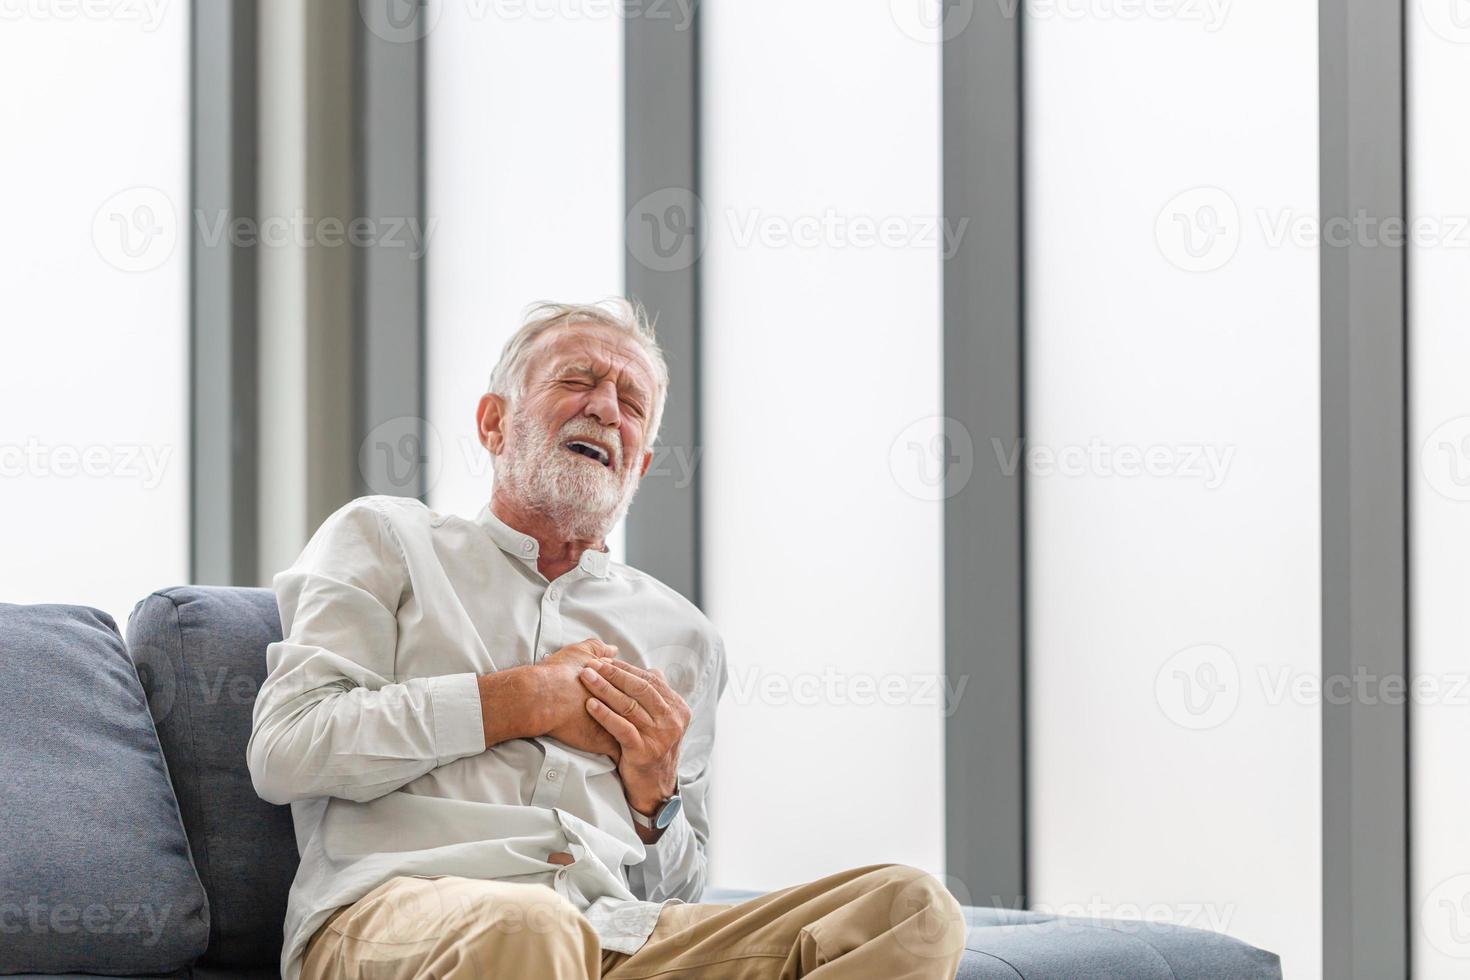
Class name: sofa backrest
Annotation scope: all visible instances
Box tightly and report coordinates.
[127,586,298,971]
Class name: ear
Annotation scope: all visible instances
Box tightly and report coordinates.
[477,393,509,455]
[637,448,653,478]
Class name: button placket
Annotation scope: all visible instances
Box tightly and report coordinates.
[536,580,565,660]
[532,743,570,808]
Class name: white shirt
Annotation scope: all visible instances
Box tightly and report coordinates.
[246,495,726,980]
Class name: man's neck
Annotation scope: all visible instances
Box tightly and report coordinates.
[490,491,607,580]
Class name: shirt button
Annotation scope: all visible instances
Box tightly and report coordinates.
[545,769,559,782]
[547,587,560,601]
[521,541,534,554]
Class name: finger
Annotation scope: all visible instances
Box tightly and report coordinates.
[601,659,678,717]
[609,659,686,709]
[579,666,654,726]
[578,638,618,658]
[587,697,641,746]
[592,660,670,718]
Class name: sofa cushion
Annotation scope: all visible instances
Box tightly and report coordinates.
[126,588,298,970]
[0,603,210,975]
[703,889,1281,980]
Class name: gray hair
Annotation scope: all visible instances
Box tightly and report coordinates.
[487,298,670,444]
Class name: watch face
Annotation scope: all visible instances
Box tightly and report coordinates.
[655,794,683,830]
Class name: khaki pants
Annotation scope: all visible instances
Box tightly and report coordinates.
[301,864,967,979]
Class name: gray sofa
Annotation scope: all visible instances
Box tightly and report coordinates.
[1,586,1282,980]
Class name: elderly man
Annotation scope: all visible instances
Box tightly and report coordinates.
[247,300,966,979]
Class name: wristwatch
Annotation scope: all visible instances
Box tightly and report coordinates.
[631,786,682,831]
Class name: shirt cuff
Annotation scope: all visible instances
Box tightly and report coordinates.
[428,672,487,761]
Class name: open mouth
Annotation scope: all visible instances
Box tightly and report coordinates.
[563,439,614,469]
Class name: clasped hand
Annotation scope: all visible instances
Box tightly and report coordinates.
[537,639,691,816]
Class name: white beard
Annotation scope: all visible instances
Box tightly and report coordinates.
[494,412,642,540]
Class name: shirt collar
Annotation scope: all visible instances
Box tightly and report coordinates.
[474,502,612,579]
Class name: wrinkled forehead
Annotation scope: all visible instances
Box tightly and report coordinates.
[526,322,658,393]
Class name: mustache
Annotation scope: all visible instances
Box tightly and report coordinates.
[556,418,625,470]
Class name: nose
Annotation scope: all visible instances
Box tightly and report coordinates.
[584,379,621,427]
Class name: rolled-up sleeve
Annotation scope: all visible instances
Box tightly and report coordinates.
[627,641,727,904]
[246,499,487,806]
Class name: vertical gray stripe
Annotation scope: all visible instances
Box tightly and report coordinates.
[943,3,1027,906]
[191,0,259,586]
[1320,0,1409,974]
[354,6,428,503]
[624,5,702,605]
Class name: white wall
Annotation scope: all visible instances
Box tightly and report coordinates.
[701,0,945,889]
[1024,2,1321,977]
[0,7,189,632]
[1408,6,1470,975]
[425,2,625,555]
